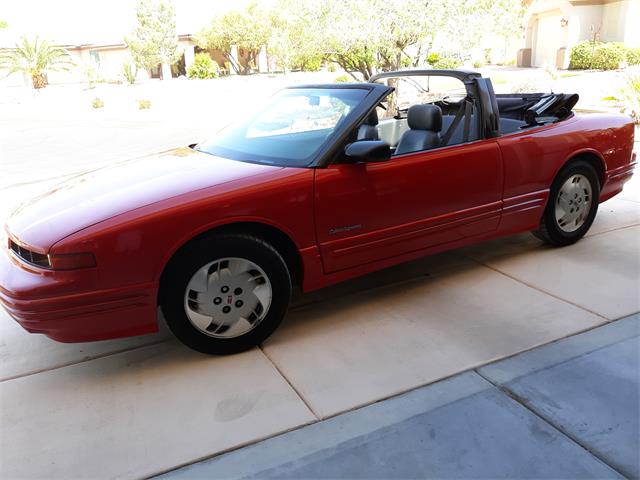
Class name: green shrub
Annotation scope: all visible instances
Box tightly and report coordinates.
[122,61,137,85]
[334,74,350,83]
[592,42,626,70]
[570,41,627,70]
[91,97,104,109]
[138,99,151,109]
[432,57,461,69]
[327,62,337,72]
[473,60,483,68]
[427,52,441,65]
[187,53,219,79]
[569,41,594,69]
[627,47,640,66]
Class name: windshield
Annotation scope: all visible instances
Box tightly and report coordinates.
[197,87,369,167]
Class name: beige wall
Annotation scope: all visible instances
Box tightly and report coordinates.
[601,1,626,41]
[623,0,640,45]
[523,0,640,69]
[573,4,605,42]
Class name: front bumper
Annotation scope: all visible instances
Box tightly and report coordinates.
[0,246,158,342]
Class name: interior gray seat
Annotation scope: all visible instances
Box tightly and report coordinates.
[395,104,442,155]
[356,110,379,141]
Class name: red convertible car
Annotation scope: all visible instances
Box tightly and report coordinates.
[1,70,636,354]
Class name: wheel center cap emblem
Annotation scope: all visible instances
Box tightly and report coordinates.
[227,295,233,304]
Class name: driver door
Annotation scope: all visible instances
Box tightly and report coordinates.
[314,139,503,273]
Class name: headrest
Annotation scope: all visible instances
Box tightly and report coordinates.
[407,104,442,131]
[363,109,378,126]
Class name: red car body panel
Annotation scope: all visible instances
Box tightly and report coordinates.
[0,113,636,342]
[6,148,287,250]
[315,138,503,273]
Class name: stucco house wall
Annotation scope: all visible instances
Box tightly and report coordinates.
[520,0,640,69]
[0,35,244,87]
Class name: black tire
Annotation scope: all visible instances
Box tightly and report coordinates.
[533,160,600,246]
[160,233,291,355]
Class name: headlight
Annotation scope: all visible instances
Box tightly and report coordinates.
[48,252,96,270]
[8,236,96,270]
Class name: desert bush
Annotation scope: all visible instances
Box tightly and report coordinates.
[334,74,350,83]
[122,61,137,85]
[473,60,483,68]
[570,41,627,70]
[327,62,337,72]
[138,99,151,109]
[627,47,640,66]
[187,52,219,79]
[92,97,104,109]
[432,57,461,69]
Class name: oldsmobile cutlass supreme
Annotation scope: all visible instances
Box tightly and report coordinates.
[1,70,635,354]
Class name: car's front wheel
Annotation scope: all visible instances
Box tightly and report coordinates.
[533,160,600,246]
[160,234,291,355]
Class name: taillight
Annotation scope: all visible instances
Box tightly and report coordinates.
[48,253,96,270]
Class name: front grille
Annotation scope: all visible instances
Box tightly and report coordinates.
[9,239,51,268]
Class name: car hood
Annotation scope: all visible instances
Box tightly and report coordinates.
[6,148,283,250]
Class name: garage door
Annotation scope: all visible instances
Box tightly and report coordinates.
[534,11,562,68]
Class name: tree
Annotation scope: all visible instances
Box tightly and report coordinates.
[0,20,7,28]
[318,0,378,80]
[195,2,271,75]
[125,0,180,80]
[0,36,73,89]
[319,0,447,80]
[433,0,525,63]
[267,0,324,73]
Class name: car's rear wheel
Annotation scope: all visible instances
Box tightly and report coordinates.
[160,234,291,355]
[533,160,600,246]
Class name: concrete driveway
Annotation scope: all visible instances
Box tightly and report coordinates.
[0,75,639,478]
[162,314,638,480]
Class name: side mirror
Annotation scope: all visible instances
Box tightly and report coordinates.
[344,141,391,163]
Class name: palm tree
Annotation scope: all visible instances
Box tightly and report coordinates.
[0,36,74,89]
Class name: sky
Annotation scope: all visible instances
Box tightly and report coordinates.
[0,0,268,47]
